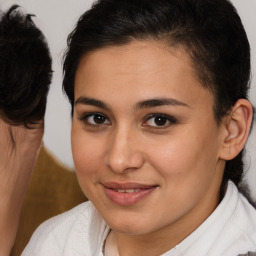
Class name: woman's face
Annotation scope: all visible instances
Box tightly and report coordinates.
[72,41,226,237]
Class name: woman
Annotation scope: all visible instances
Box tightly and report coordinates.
[21,0,255,255]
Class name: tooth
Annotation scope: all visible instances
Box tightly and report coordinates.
[125,189,135,193]
[115,188,141,193]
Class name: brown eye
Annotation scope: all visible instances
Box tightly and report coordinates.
[79,113,110,126]
[153,116,168,126]
[92,114,107,124]
[143,114,177,128]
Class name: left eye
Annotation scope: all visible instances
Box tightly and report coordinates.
[80,113,110,125]
[143,114,176,128]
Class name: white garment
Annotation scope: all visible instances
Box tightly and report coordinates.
[22,181,256,256]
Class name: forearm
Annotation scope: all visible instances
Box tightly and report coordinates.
[0,143,41,256]
[0,195,23,256]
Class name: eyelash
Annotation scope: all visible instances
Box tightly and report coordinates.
[78,112,110,126]
[78,112,177,129]
[143,114,177,128]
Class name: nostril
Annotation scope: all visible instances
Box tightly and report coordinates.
[105,149,145,174]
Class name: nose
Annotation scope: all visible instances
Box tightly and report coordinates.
[105,126,145,174]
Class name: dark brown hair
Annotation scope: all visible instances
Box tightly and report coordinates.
[0,5,52,127]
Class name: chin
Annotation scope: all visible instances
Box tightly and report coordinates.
[103,211,156,235]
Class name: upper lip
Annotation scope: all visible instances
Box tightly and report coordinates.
[102,182,158,190]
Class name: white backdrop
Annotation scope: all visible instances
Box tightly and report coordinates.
[1,0,256,198]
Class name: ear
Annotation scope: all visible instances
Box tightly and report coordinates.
[219,99,253,161]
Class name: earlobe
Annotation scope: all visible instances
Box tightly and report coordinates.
[219,99,253,161]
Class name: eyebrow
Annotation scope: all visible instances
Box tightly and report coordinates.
[74,97,111,110]
[74,96,190,111]
[134,98,190,110]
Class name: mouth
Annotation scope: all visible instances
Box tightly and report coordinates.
[102,182,158,206]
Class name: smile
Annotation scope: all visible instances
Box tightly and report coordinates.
[103,182,158,206]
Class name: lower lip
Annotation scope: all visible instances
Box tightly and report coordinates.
[104,187,157,206]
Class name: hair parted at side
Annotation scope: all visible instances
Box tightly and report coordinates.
[0,5,52,127]
[63,0,251,187]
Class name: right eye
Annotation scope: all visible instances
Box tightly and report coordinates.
[79,113,110,126]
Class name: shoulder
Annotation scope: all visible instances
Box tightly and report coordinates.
[233,188,256,244]
[213,182,256,255]
[22,201,104,256]
[29,201,93,238]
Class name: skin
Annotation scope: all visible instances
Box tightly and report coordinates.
[71,40,235,256]
[0,119,43,256]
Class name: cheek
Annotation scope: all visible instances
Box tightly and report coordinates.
[146,130,221,217]
[71,129,102,182]
[71,132,106,202]
[147,127,220,184]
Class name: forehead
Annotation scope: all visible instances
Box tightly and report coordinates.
[76,40,197,82]
[74,40,214,110]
